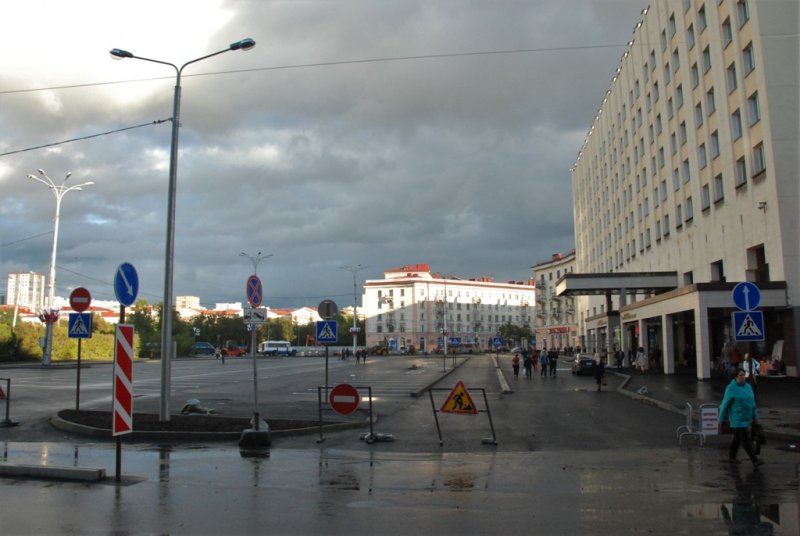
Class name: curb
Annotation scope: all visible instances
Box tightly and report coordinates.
[50,413,372,442]
[0,463,106,482]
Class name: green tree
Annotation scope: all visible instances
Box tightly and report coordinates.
[498,322,532,347]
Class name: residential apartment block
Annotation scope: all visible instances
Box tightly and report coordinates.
[362,264,535,353]
[564,0,798,376]
[532,251,578,351]
[6,272,46,312]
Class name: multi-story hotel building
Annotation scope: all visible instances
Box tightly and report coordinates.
[532,251,578,352]
[6,272,46,312]
[362,264,536,353]
[563,0,798,376]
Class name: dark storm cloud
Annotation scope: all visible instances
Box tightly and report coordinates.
[1,0,648,308]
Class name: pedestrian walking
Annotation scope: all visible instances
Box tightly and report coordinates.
[549,351,558,377]
[719,368,764,467]
[742,353,760,393]
[511,353,520,379]
[532,349,539,374]
[594,356,606,391]
[523,350,533,379]
[539,348,549,376]
[635,347,648,374]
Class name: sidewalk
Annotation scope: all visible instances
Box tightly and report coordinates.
[613,367,800,443]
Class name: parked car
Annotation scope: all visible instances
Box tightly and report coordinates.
[189,341,217,357]
[572,353,597,375]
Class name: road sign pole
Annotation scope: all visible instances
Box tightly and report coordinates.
[251,326,260,430]
[76,338,82,411]
[324,344,329,403]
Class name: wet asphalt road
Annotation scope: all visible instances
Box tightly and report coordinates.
[1,354,798,535]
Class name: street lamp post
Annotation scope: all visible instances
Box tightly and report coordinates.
[341,264,366,359]
[111,38,256,421]
[26,169,94,365]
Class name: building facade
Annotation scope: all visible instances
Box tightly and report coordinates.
[566,0,799,376]
[6,272,46,312]
[362,264,536,352]
[532,251,578,351]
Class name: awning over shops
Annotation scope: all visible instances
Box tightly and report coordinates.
[555,272,678,297]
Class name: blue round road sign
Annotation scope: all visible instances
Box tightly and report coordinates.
[732,281,761,311]
[246,274,263,307]
[114,263,139,306]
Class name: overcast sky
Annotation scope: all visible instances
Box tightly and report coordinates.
[1,0,649,309]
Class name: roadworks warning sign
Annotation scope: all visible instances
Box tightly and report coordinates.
[440,381,478,415]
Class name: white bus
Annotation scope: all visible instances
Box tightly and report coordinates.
[258,340,297,356]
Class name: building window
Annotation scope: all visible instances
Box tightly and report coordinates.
[654,81,660,102]
[676,84,684,108]
[710,130,720,158]
[654,186,660,208]
[731,109,743,140]
[661,29,667,51]
[679,121,687,145]
[735,157,747,187]
[682,158,691,184]
[676,204,683,228]
[698,143,707,169]
[743,42,756,75]
[737,0,750,27]
[668,97,674,119]
[703,46,712,73]
[686,24,695,49]
[656,114,663,134]
[661,180,668,202]
[671,132,678,155]
[686,196,694,221]
[664,63,672,84]
[691,63,700,88]
[673,168,681,191]
[701,184,711,211]
[695,102,704,126]
[664,214,671,236]
[698,5,707,32]
[722,17,733,47]
[673,49,680,70]
[747,91,761,125]
[714,173,725,202]
[752,143,766,176]
[727,63,738,93]
[670,13,677,37]
[706,88,716,115]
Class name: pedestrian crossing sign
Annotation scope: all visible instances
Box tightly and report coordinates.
[733,310,764,342]
[68,313,93,339]
[440,381,478,415]
[316,320,338,343]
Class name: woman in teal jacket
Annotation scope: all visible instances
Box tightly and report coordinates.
[719,368,763,466]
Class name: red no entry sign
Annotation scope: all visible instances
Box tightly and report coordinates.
[69,287,92,312]
[329,383,360,415]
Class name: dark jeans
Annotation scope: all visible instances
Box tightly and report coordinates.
[729,427,757,461]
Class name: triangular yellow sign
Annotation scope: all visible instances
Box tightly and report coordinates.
[440,381,478,415]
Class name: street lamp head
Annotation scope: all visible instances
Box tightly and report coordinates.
[27,174,37,180]
[230,38,256,51]
[65,172,72,180]
[110,48,133,59]
[38,169,46,175]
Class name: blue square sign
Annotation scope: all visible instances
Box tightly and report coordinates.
[316,320,338,343]
[733,310,764,342]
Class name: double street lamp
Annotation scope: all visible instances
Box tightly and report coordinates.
[341,264,366,358]
[111,38,256,420]
[26,169,94,365]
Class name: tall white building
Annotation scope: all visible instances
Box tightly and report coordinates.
[6,272,46,312]
[564,0,798,377]
[362,264,535,352]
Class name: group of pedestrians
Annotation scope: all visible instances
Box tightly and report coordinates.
[341,348,368,363]
[511,348,559,379]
